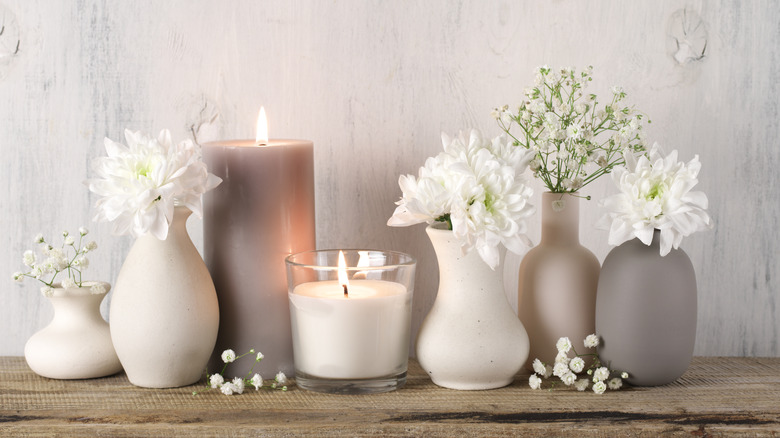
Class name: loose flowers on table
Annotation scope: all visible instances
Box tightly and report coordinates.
[597,143,713,255]
[387,129,535,269]
[528,334,629,394]
[12,228,103,297]
[194,348,290,396]
[85,129,222,240]
[493,65,649,195]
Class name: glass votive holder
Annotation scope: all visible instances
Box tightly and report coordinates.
[285,249,416,394]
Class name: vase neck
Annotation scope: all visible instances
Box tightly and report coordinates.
[540,192,580,245]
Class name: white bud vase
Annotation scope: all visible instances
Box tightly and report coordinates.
[416,222,530,390]
[110,206,219,388]
[24,281,122,379]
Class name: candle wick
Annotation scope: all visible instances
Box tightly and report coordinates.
[343,284,349,298]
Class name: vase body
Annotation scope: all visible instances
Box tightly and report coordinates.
[24,282,122,379]
[596,230,697,386]
[416,223,529,390]
[517,192,600,368]
[110,207,220,388]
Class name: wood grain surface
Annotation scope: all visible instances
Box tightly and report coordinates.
[1,0,779,358]
[1,356,779,437]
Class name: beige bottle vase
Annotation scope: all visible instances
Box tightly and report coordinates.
[517,192,600,368]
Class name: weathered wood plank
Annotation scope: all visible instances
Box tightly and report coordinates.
[0,357,778,436]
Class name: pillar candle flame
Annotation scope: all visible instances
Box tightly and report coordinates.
[256,107,268,145]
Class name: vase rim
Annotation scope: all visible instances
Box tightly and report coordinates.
[285,249,416,269]
[47,281,111,297]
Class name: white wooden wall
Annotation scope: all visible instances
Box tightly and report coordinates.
[1,0,778,357]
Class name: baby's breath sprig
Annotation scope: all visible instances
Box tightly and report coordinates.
[12,228,100,296]
[528,334,629,394]
[193,348,291,396]
[493,65,650,194]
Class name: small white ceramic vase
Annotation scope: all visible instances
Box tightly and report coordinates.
[24,281,122,379]
[110,206,219,388]
[416,223,530,390]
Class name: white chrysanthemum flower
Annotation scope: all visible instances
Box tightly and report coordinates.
[532,358,546,376]
[574,378,590,391]
[584,334,600,348]
[90,283,106,295]
[597,144,713,256]
[593,367,610,382]
[221,349,236,363]
[61,278,76,289]
[561,372,577,386]
[608,377,623,390]
[389,129,535,269]
[556,337,572,354]
[86,129,222,240]
[553,362,569,378]
[528,374,542,390]
[209,373,224,389]
[592,381,607,394]
[250,373,263,390]
[569,357,585,373]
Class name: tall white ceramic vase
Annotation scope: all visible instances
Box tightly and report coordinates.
[416,222,530,390]
[24,281,122,379]
[110,206,219,388]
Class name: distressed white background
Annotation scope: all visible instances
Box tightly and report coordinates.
[1,0,777,357]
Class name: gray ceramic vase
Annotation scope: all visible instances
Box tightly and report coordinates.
[595,230,697,386]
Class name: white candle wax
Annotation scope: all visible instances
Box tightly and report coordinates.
[289,280,412,379]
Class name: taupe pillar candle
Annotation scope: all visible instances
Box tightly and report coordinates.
[203,139,315,376]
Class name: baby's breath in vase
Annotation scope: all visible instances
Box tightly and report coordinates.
[492,65,649,370]
[12,229,122,379]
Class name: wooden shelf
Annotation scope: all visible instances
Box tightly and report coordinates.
[1,356,778,436]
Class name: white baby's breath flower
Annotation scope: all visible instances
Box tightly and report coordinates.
[561,372,577,386]
[621,372,629,379]
[532,358,546,376]
[592,381,607,394]
[79,227,89,236]
[221,349,236,363]
[274,372,288,386]
[61,278,76,289]
[256,352,264,361]
[555,351,569,365]
[23,250,36,267]
[553,362,569,378]
[593,367,610,382]
[209,373,224,389]
[569,357,585,373]
[584,334,600,348]
[40,286,53,297]
[551,199,566,212]
[575,378,590,391]
[250,373,263,390]
[529,374,542,390]
[85,241,98,251]
[220,383,236,395]
[12,272,24,283]
[64,236,75,246]
[34,233,44,244]
[232,377,245,394]
[597,144,713,256]
[608,377,623,390]
[86,129,222,240]
[90,283,106,295]
[556,337,572,354]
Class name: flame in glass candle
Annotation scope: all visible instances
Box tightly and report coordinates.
[338,250,350,297]
[256,107,268,145]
